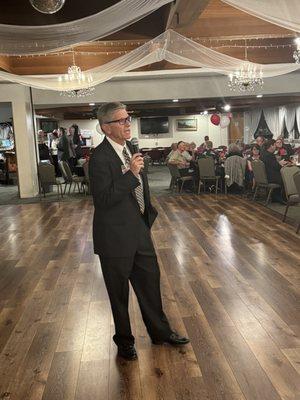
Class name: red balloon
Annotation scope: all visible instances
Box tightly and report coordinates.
[210,114,220,126]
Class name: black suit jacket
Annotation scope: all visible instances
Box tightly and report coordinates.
[89,137,158,257]
[261,150,282,185]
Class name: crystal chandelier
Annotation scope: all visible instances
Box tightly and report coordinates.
[59,51,95,98]
[293,37,300,63]
[228,45,263,92]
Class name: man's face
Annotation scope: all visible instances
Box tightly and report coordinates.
[102,108,131,145]
[268,143,276,153]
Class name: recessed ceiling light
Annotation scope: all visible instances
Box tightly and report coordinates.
[203,110,208,115]
[223,104,231,112]
[256,94,263,98]
[89,102,95,106]
[172,99,179,102]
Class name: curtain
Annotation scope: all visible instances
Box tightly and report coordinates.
[244,109,262,143]
[278,107,286,136]
[284,105,296,137]
[296,106,300,136]
[0,30,300,92]
[263,107,279,137]
[0,0,173,55]
[221,0,300,32]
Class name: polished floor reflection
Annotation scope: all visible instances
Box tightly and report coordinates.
[0,194,299,400]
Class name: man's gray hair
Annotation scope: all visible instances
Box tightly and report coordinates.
[97,102,127,125]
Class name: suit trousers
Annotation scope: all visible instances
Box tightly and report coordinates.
[99,228,172,346]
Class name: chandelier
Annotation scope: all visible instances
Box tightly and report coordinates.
[293,37,300,63]
[59,51,95,98]
[228,44,264,92]
[228,63,264,92]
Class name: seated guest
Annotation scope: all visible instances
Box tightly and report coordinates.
[37,129,52,162]
[261,139,288,202]
[201,136,213,149]
[168,140,194,176]
[256,135,265,148]
[274,138,293,161]
[166,142,177,163]
[246,144,260,189]
[226,143,242,158]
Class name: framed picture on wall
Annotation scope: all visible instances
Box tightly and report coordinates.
[176,118,197,131]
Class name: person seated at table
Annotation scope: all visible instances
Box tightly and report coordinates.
[201,136,213,149]
[226,143,242,158]
[261,139,288,202]
[274,137,293,161]
[165,142,177,163]
[168,141,194,176]
[246,144,260,189]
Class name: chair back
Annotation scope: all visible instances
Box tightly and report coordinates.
[293,172,300,196]
[280,166,299,197]
[61,160,73,182]
[167,164,181,179]
[82,161,89,181]
[251,160,268,185]
[38,163,56,185]
[58,160,68,182]
[198,157,215,178]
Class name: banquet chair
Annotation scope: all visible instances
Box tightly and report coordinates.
[38,163,63,200]
[61,160,85,194]
[280,166,300,222]
[167,164,195,193]
[251,160,280,205]
[197,157,220,195]
[224,155,246,196]
[293,172,300,234]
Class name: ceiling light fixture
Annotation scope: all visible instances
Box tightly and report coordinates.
[59,50,95,98]
[256,94,263,98]
[228,43,263,92]
[203,110,208,115]
[172,99,179,102]
[89,103,96,106]
[293,37,300,63]
[223,104,231,112]
[29,0,66,14]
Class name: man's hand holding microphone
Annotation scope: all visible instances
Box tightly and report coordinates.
[130,137,144,177]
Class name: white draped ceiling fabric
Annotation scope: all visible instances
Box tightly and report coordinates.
[221,0,300,32]
[1,30,300,92]
[0,0,173,55]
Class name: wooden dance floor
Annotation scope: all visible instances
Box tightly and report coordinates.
[0,195,299,400]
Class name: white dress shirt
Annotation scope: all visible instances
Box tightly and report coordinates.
[107,136,132,165]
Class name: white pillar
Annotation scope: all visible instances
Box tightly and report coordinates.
[0,84,39,198]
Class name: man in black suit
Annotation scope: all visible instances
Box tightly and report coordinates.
[89,102,189,360]
[261,139,288,202]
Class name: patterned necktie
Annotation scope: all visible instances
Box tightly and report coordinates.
[122,147,145,214]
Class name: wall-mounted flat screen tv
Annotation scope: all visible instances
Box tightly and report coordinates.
[140,117,169,134]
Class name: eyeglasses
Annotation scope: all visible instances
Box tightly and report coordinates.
[104,116,132,125]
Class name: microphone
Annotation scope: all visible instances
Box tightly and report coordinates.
[131,137,139,154]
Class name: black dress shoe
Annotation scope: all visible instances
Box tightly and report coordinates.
[152,332,190,346]
[117,344,138,361]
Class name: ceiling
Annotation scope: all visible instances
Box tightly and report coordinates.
[1,0,299,117]
[0,0,297,75]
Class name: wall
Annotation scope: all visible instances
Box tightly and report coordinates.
[59,114,228,148]
[0,85,39,198]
